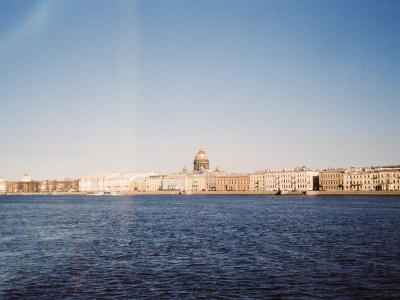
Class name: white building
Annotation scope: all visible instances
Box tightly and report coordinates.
[264,167,319,192]
[250,170,267,191]
[371,166,400,191]
[343,170,374,191]
[145,176,165,192]
[162,175,186,191]
[343,166,400,191]
[0,178,8,193]
[106,173,142,192]
[185,174,207,191]
[161,172,212,192]
[79,173,153,193]
[79,174,107,192]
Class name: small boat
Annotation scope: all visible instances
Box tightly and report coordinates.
[87,192,111,196]
[111,191,123,196]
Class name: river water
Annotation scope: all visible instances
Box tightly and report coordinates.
[1,195,399,299]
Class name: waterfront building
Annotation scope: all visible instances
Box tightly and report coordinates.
[341,166,400,191]
[165,166,225,192]
[371,166,400,191]
[161,172,217,192]
[216,173,250,191]
[250,170,267,191]
[185,174,207,191]
[193,145,210,171]
[343,170,374,191]
[106,173,142,192]
[0,178,8,193]
[368,166,400,191]
[79,173,151,193]
[319,169,345,191]
[205,169,223,191]
[264,167,319,192]
[128,175,147,192]
[79,174,107,192]
[144,176,165,192]
[162,175,186,191]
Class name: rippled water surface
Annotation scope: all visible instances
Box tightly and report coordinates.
[1,195,400,299]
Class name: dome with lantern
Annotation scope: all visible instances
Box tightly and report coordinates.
[195,146,207,158]
[193,145,210,171]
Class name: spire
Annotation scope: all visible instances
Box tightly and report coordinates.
[21,163,32,182]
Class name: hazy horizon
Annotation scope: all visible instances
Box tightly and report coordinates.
[1,1,399,181]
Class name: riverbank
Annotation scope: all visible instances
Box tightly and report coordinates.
[2,190,400,196]
[134,190,400,196]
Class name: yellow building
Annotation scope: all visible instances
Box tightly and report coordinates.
[216,174,250,191]
[319,169,345,191]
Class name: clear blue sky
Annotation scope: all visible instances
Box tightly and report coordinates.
[1,0,399,181]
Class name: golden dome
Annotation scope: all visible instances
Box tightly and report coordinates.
[195,145,207,157]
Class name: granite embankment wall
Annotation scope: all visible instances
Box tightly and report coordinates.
[124,190,400,196]
[2,191,400,196]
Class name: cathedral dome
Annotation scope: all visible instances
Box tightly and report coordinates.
[195,146,207,157]
[193,145,210,171]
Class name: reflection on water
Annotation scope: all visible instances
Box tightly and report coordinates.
[1,195,400,298]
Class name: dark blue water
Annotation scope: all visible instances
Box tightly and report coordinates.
[1,195,400,299]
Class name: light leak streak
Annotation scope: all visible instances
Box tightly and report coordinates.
[0,0,62,57]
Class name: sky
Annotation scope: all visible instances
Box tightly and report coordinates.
[0,0,399,181]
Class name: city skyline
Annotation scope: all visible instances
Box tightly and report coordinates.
[2,146,399,183]
[1,1,399,181]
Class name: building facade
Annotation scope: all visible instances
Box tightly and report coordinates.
[145,176,165,192]
[162,175,186,191]
[79,173,151,193]
[371,167,400,191]
[250,170,267,191]
[342,166,400,191]
[216,174,250,191]
[79,174,107,192]
[319,169,345,191]
[343,170,374,191]
[264,168,319,191]
[0,178,8,193]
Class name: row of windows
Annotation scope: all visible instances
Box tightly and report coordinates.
[322,181,342,185]
[345,185,400,189]
[348,175,371,179]
[265,179,310,183]
[265,174,310,178]
[322,174,340,177]
[217,180,249,185]
[346,180,400,184]
[345,174,400,179]
[216,186,249,190]
[265,184,309,189]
